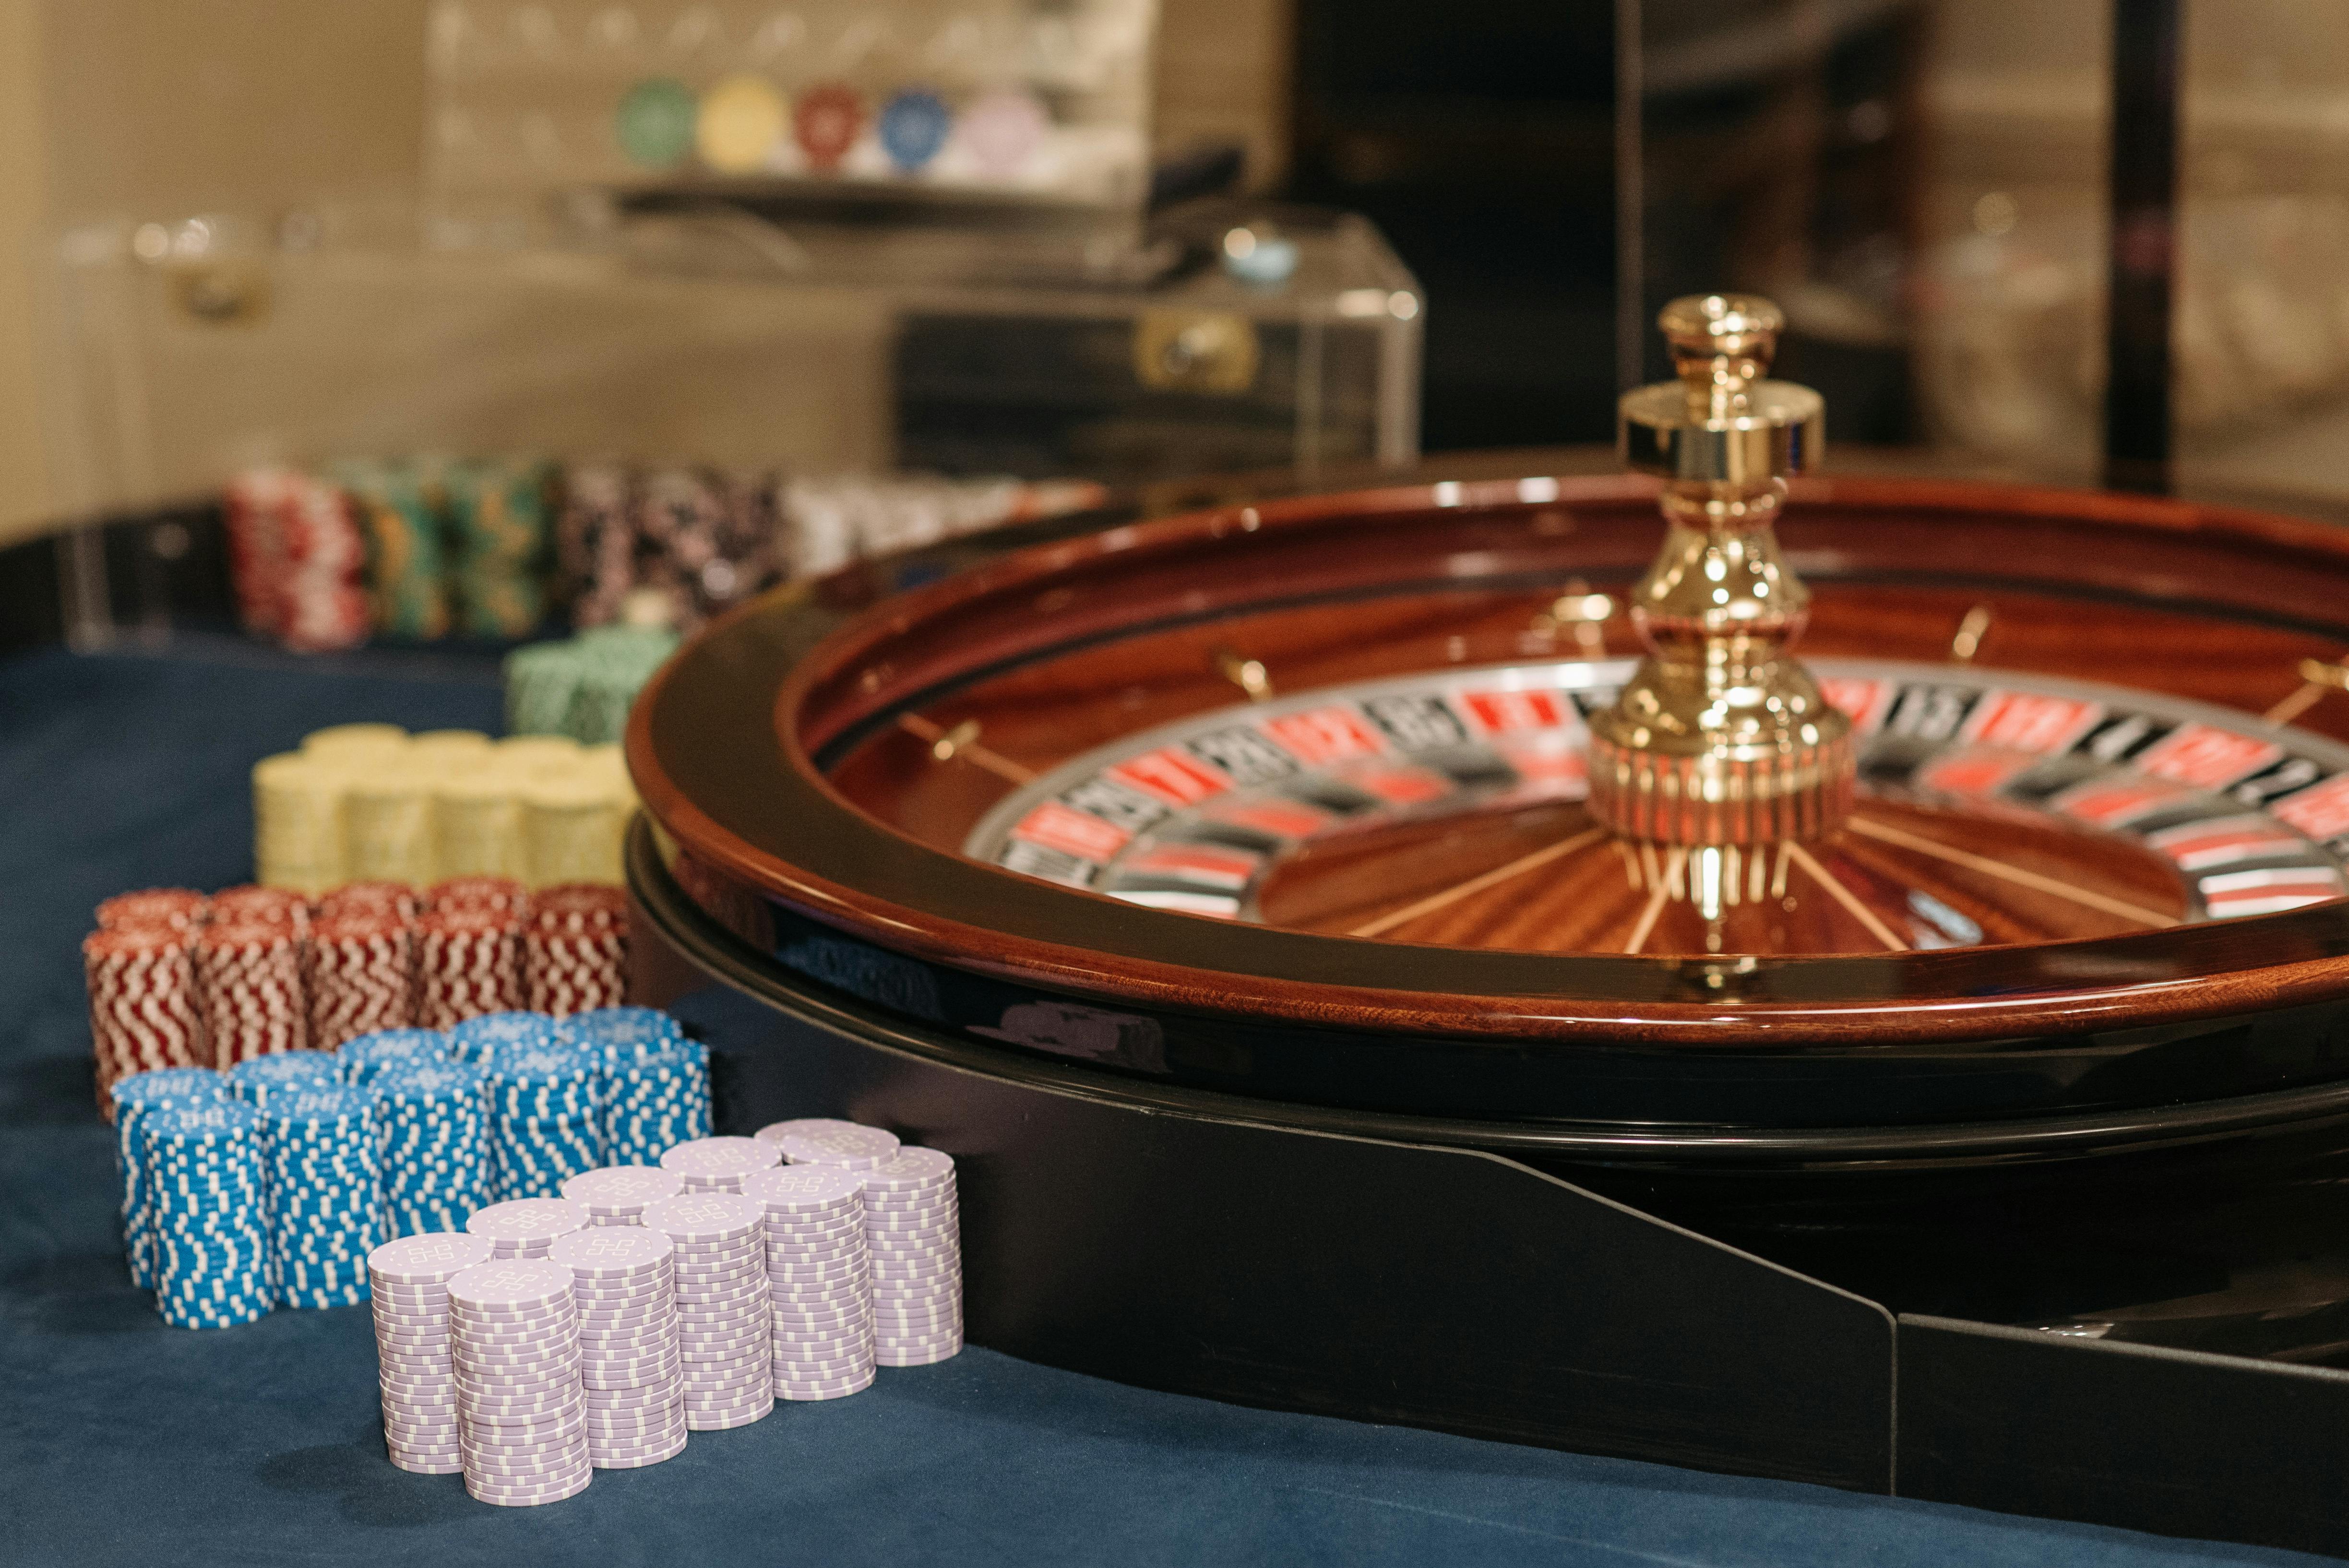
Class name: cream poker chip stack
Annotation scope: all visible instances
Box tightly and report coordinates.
[657,1135,779,1194]
[641,1192,773,1430]
[857,1147,964,1366]
[560,1164,684,1226]
[742,1164,875,1400]
[548,1226,688,1468]
[465,1196,588,1259]
[448,1257,592,1506]
[370,1231,496,1474]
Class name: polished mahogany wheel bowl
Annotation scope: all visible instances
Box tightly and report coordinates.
[629,472,2349,1249]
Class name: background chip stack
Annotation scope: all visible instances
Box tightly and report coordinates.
[429,876,528,919]
[370,1232,496,1475]
[560,1165,683,1227]
[549,1226,689,1469]
[224,467,372,653]
[448,1258,593,1506]
[488,1042,604,1200]
[448,1010,564,1067]
[144,1100,275,1329]
[374,1057,489,1238]
[658,1136,778,1195]
[226,1050,340,1109]
[742,1164,875,1402]
[307,907,414,1049]
[111,1067,227,1291]
[337,459,452,642]
[447,456,554,639]
[95,889,208,934]
[551,462,634,629]
[261,1085,384,1308]
[642,1193,772,1431]
[251,752,352,892]
[465,1197,589,1261]
[522,885,629,1015]
[415,906,524,1027]
[84,926,205,1107]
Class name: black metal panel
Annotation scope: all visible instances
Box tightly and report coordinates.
[2103,0,2180,492]
[677,974,1896,1487]
[1898,1314,2349,1556]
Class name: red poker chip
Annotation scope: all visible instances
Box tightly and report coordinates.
[308,908,417,1049]
[317,881,418,922]
[84,925,205,1104]
[208,886,311,931]
[429,877,529,917]
[195,920,310,1064]
[95,889,209,933]
[415,906,523,1028]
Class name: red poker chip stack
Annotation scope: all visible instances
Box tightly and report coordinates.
[427,877,530,918]
[308,911,416,1050]
[415,906,524,1028]
[523,885,630,1017]
[224,467,370,653]
[95,888,210,934]
[83,927,205,1112]
[195,921,311,1067]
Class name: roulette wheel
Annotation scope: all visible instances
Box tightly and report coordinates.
[629,295,2349,1498]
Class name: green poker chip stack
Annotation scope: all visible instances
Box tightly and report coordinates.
[334,459,451,641]
[503,624,681,744]
[447,457,555,639]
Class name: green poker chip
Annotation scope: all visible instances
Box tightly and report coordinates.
[617,79,698,169]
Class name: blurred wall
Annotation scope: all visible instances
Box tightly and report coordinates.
[0,0,1292,547]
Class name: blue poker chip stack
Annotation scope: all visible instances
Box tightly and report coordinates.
[448,1010,569,1068]
[487,1040,604,1200]
[373,1057,490,1238]
[602,1038,712,1165]
[226,1050,342,1108]
[111,1067,227,1291]
[141,1100,274,1329]
[340,1027,452,1087]
[260,1085,385,1308]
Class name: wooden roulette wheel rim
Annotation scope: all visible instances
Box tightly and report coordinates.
[629,471,2349,1166]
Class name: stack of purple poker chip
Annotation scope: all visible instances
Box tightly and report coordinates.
[465,1196,589,1259]
[549,1225,688,1468]
[742,1164,874,1400]
[641,1192,773,1430]
[370,1230,496,1474]
[658,1135,780,1194]
[449,1257,592,1507]
[859,1147,964,1366]
[560,1164,684,1226]
[759,1117,900,1173]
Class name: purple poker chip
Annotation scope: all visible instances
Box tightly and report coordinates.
[766,1232,867,1257]
[770,1358,875,1383]
[450,1363,578,1392]
[582,1386,683,1412]
[876,1340,963,1366]
[463,1417,584,1447]
[742,1161,867,1208]
[370,1231,498,1285]
[641,1191,763,1244]
[768,1250,870,1273]
[672,1305,768,1330]
[776,1123,898,1170]
[562,1165,686,1212]
[466,1197,591,1244]
[573,1299,675,1325]
[451,1295,580,1322]
[672,1321,768,1345]
[770,1310,870,1330]
[458,1397,584,1424]
[863,1146,953,1190]
[548,1225,675,1275]
[770,1301,870,1321]
[389,1453,466,1475]
[577,1329,677,1354]
[773,1371,876,1395]
[572,1275,676,1300]
[678,1371,769,1397]
[380,1373,466,1400]
[682,1402,774,1432]
[579,1354,683,1381]
[676,1345,769,1373]
[385,1423,463,1446]
[460,1437,588,1470]
[465,1473,593,1507]
[580,1403,685,1428]
[587,1430,687,1457]
[464,1461,593,1492]
[591,1440,688,1469]
[772,1348,873,1370]
[660,1136,781,1181]
[450,1255,578,1308]
[669,1272,765,1298]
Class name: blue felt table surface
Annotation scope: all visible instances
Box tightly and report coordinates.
[0,643,2326,1567]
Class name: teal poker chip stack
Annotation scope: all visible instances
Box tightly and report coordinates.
[448,1010,567,1069]
[504,625,680,745]
[112,1067,227,1292]
[261,1085,384,1308]
[227,1050,343,1109]
[373,1056,489,1238]
[488,1040,605,1200]
[142,1100,274,1329]
[601,1037,711,1166]
[340,1027,451,1087]
[446,456,554,639]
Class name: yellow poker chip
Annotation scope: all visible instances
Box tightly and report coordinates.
[696,75,787,174]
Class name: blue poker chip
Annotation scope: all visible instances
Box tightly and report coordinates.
[340,1028,451,1085]
[879,88,952,172]
[226,1052,342,1105]
[448,1011,572,1066]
